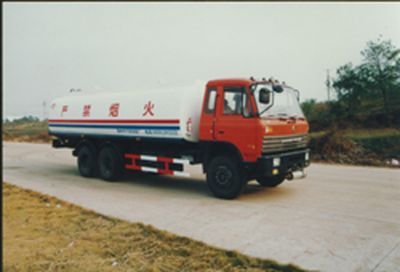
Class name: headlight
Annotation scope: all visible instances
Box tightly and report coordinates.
[305,152,309,161]
[265,126,272,134]
[273,157,281,167]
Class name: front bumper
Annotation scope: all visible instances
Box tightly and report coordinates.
[247,149,310,178]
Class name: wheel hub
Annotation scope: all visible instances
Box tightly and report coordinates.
[215,166,232,186]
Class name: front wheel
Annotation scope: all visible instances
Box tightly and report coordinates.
[256,174,286,187]
[98,145,123,181]
[206,156,246,199]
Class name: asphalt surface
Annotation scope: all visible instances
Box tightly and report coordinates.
[3,142,400,272]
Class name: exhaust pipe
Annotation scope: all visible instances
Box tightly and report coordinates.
[286,170,306,180]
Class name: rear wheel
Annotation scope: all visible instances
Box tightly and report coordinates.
[256,174,286,187]
[77,145,97,177]
[206,156,246,199]
[98,145,123,181]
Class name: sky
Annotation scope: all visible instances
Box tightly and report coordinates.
[3,2,400,119]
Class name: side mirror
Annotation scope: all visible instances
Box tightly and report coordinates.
[259,88,272,104]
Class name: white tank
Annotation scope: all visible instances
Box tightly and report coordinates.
[48,82,206,142]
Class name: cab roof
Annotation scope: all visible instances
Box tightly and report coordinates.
[207,78,294,90]
[207,78,254,87]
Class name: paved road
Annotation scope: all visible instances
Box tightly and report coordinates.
[3,142,400,272]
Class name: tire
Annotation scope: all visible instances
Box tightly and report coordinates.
[77,145,97,178]
[256,174,286,187]
[97,145,123,181]
[206,156,246,199]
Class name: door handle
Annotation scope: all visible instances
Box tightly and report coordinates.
[218,130,225,134]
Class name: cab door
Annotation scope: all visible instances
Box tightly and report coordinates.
[214,86,258,161]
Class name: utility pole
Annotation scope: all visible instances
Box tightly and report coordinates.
[326,69,331,101]
[42,100,47,120]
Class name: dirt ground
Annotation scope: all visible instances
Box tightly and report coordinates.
[2,183,305,272]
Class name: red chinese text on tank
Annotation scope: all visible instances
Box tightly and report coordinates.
[109,103,120,117]
[143,101,155,116]
[61,105,68,117]
[83,104,91,117]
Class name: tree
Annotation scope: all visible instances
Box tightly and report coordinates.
[333,63,364,116]
[333,38,400,121]
[301,99,317,119]
[360,38,400,116]
[301,99,337,130]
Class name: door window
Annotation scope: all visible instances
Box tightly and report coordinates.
[205,89,217,114]
[223,87,246,115]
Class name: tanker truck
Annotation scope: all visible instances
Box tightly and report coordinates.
[48,78,310,199]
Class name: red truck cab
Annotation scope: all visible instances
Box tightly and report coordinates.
[199,78,310,197]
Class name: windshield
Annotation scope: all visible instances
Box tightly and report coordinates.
[252,84,304,118]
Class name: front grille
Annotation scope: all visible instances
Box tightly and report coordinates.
[262,134,308,153]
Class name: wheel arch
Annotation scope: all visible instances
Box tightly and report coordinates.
[97,140,125,155]
[73,138,98,157]
[202,141,243,173]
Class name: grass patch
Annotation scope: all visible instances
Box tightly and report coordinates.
[353,135,400,158]
[3,120,51,143]
[3,183,307,272]
[344,128,400,139]
[308,129,400,167]
[309,128,400,140]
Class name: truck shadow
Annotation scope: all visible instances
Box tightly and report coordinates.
[51,167,296,201]
[120,172,295,201]
[121,172,212,197]
[241,182,296,202]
